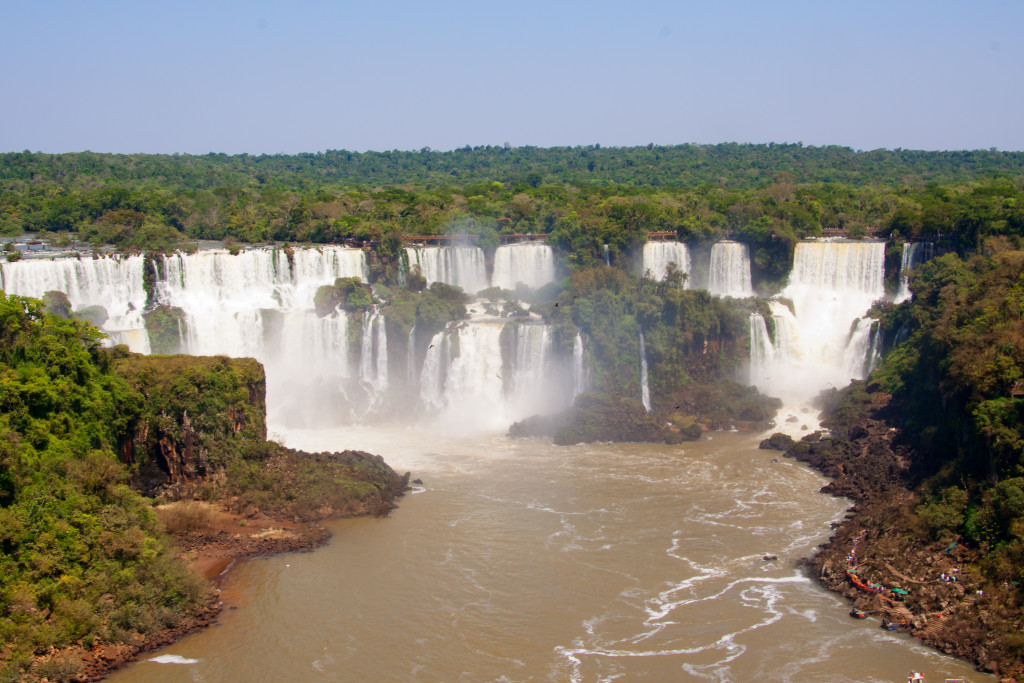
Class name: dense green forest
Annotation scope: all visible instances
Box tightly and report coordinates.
[2,147,1023,292]
[0,294,206,680]
[872,243,1024,582]
[4,145,1023,191]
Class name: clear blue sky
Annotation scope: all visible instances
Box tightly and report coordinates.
[2,0,1021,154]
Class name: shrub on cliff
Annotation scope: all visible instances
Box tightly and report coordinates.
[314,276,373,317]
[522,392,694,445]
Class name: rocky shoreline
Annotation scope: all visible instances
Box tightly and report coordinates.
[762,393,1024,682]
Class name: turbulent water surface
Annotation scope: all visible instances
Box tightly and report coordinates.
[109,426,986,683]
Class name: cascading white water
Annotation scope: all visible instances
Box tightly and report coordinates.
[707,241,753,297]
[375,314,388,391]
[572,332,588,397]
[492,243,556,291]
[405,246,488,294]
[602,244,610,267]
[895,241,936,302]
[641,241,690,283]
[407,326,417,385]
[508,324,552,416]
[359,310,388,395]
[269,310,353,426]
[158,247,370,425]
[428,323,506,428]
[1,245,575,428]
[750,241,886,409]
[842,317,879,379]
[159,247,366,352]
[639,331,651,412]
[867,321,884,375]
[418,331,446,412]
[749,314,775,373]
[417,321,567,428]
[0,254,150,351]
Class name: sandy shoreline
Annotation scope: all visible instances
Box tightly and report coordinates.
[60,503,333,682]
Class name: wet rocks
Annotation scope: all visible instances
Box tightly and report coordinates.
[758,432,794,451]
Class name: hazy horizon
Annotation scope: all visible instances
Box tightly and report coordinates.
[3,0,1022,155]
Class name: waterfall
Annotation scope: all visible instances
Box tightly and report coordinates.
[268,310,352,426]
[753,241,886,405]
[375,313,389,391]
[867,320,884,375]
[492,243,556,291]
[641,241,690,283]
[707,242,753,297]
[0,254,150,351]
[1,244,587,428]
[842,317,880,379]
[405,246,488,294]
[895,241,936,302]
[156,247,369,425]
[602,244,610,266]
[639,331,651,412]
[507,324,551,415]
[407,326,417,386]
[419,331,447,411]
[413,321,575,427]
[748,314,775,384]
[427,323,506,427]
[158,246,366,357]
[359,310,388,394]
[572,332,588,397]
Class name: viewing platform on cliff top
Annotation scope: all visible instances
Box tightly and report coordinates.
[403,233,549,244]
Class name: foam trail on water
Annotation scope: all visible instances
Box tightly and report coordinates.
[148,654,199,665]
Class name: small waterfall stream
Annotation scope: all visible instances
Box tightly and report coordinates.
[895,241,936,302]
[492,243,557,291]
[641,242,690,283]
[707,241,753,297]
[639,331,651,412]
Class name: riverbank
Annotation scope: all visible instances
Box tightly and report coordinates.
[770,392,1024,682]
[43,499,385,682]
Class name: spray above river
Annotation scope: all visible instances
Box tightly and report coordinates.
[0,238,907,427]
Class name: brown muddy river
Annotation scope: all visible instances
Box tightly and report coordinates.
[109,427,988,682]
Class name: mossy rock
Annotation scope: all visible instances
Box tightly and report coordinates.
[42,290,72,319]
[75,304,109,327]
[508,413,565,439]
[314,277,372,317]
[759,432,795,451]
[143,305,186,354]
[553,392,678,445]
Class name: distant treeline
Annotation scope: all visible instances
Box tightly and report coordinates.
[3,144,1024,190]
[3,146,1024,293]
